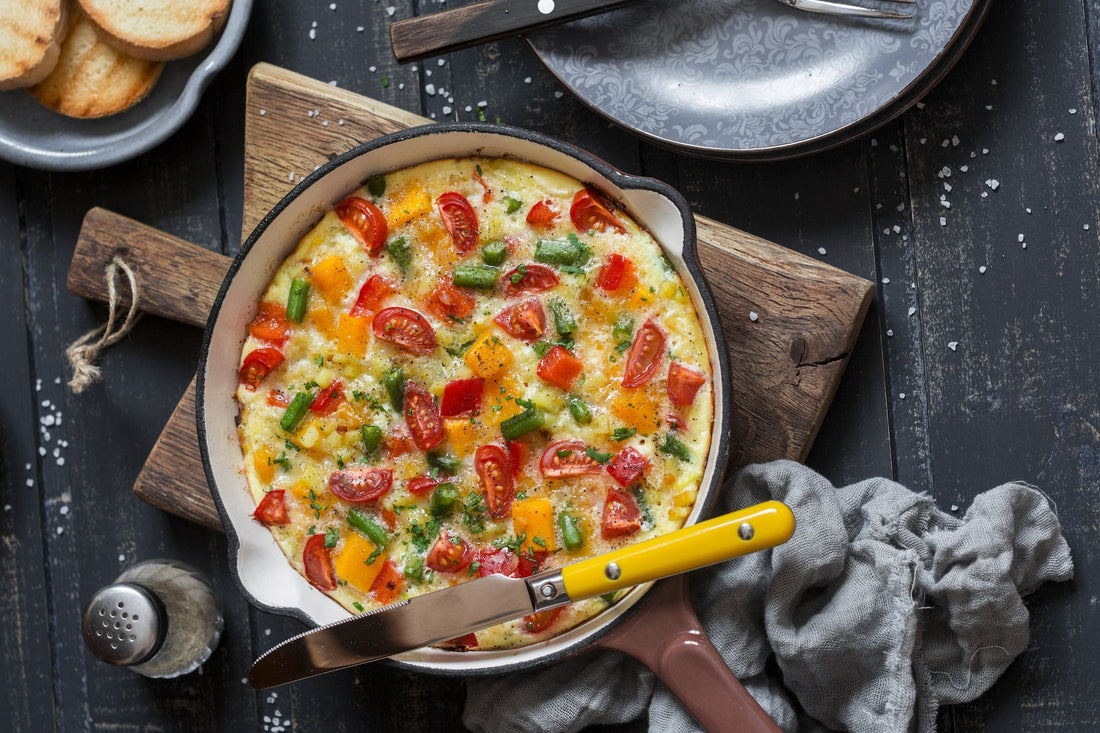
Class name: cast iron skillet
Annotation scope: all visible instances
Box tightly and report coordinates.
[197,123,775,730]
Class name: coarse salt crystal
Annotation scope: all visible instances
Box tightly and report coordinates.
[259,109,266,116]
[908,307,917,316]
[951,504,959,511]
[1026,208,1032,214]
[749,311,759,322]
[817,247,827,255]
[524,77,532,84]
[886,329,894,337]
[899,393,906,399]
[1018,234,1025,242]
[424,83,435,95]
[985,179,999,190]
[979,265,987,274]
[882,277,891,284]
[939,216,947,226]
[386,6,396,15]
[952,135,960,146]
[1054,132,1065,142]
[960,165,968,172]
[1070,108,1078,114]
[940,200,951,209]
[948,341,958,351]
[357,26,364,31]
[944,183,953,193]
[309,28,316,39]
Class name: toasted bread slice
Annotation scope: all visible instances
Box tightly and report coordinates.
[28,4,162,119]
[77,0,230,61]
[0,0,69,90]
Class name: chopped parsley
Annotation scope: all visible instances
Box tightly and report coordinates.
[585,446,612,464]
[324,526,339,548]
[611,427,637,441]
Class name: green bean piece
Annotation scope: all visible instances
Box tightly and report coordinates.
[279,391,314,432]
[534,238,580,266]
[500,407,544,441]
[611,427,636,441]
[427,452,462,475]
[659,434,693,462]
[504,196,523,214]
[566,395,591,425]
[453,264,500,290]
[430,483,459,516]
[549,298,577,335]
[388,236,412,275]
[558,513,584,551]
[347,509,389,546]
[366,174,386,197]
[382,367,405,411]
[482,239,508,266]
[361,424,382,455]
[285,278,310,323]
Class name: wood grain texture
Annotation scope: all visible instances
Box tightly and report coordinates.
[70,63,870,529]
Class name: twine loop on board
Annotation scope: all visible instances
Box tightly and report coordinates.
[66,256,142,394]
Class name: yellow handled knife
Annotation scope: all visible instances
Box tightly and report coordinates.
[249,500,795,688]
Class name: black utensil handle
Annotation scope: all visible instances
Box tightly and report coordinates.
[390,0,639,63]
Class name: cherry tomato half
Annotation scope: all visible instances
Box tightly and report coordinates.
[536,345,583,391]
[266,389,289,407]
[327,466,394,503]
[595,253,636,292]
[606,446,650,488]
[309,380,345,415]
[239,347,285,391]
[667,361,707,406]
[426,533,474,573]
[440,377,484,418]
[372,306,437,355]
[407,475,442,496]
[525,199,560,228]
[426,278,476,323]
[570,188,626,234]
[475,444,515,519]
[506,440,526,479]
[539,439,604,479]
[303,533,337,591]
[248,302,290,344]
[493,298,547,342]
[252,490,289,526]
[502,263,559,296]
[370,559,404,605]
[350,274,396,317]
[601,487,642,539]
[437,192,479,254]
[403,381,444,451]
[335,196,388,255]
[622,317,666,388]
[438,632,480,650]
[522,607,564,634]
[473,546,519,578]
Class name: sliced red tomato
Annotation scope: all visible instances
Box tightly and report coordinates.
[439,632,480,650]
[309,380,345,415]
[595,253,636,291]
[372,306,437,355]
[403,381,444,451]
[440,377,484,418]
[335,195,388,255]
[248,302,290,344]
[522,607,565,634]
[606,446,650,488]
[539,439,604,478]
[369,559,404,605]
[475,444,515,519]
[350,274,396,317]
[536,345,583,391]
[622,317,666,388]
[506,440,526,479]
[438,191,479,254]
[570,188,626,234]
[303,533,337,591]
[493,298,547,342]
[252,490,289,526]
[426,533,474,573]
[473,546,519,578]
[239,347,285,391]
[426,278,476,323]
[407,474,442,496]
[516,549,545,577]
[525,199,559,228]
[327,466,393,503]
[667,361,707,406]
[266,388,289,407]
[601,487,642,539]
[667,414,686,433]
[501,263,559,296]
[380,506,397,530]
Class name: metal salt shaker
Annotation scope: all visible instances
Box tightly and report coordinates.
[82,559,224,678]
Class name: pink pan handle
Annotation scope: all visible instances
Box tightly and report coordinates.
[593,575,782,733]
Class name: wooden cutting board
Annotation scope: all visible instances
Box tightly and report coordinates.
[68,63,873,531]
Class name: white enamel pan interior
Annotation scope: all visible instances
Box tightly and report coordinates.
[197,123,731,675]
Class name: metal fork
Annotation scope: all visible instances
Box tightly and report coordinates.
[773,0,915,20]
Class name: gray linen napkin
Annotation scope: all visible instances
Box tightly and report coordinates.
[463,460,1074,733]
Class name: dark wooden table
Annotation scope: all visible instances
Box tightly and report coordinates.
[3,0,1097,730]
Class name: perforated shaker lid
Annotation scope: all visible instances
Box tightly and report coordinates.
[82,583,167,666]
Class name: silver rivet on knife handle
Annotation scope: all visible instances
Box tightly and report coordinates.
[604,562,622,581]
[528,570,572,612]
[738,523,755,541]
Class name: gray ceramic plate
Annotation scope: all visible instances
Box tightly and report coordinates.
[0,0,252,171]
[528,0,984,159]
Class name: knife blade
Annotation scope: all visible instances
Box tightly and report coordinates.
[249,500,795,688]
[389,0,644,64]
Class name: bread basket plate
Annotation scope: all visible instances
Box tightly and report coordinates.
[0,0,252,172]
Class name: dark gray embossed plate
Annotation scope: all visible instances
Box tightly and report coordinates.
[527,0,989,159]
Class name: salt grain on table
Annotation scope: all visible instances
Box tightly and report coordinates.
[948,341,959,351]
